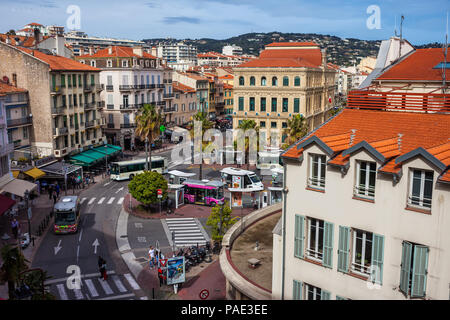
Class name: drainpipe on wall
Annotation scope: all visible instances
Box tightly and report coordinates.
[281,161,287,300]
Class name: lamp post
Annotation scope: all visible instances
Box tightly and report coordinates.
[24,189,31,241]
[105,144,108,177]
[62,159,67,196]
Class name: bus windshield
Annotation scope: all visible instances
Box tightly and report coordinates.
[55,210,76,225]
[111,163,120,174]
[249,174,261,183]
[217,187,224,199]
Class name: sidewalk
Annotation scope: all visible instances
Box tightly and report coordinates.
[0,172,108,299]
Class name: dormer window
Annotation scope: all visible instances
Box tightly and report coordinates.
[90,60,96,67]
[145,60,149,67]
[354,161,376,199]
[122,60,128,68]
[308,154,326,190]
[408,169,433,210]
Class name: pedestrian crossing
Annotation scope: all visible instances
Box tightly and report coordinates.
[164,218,208,247]
[46,272,144,300]
[80,196,125,206]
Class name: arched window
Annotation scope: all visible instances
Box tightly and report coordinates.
[272,76,278,86]
[283,76,289,86]
[250,76,255,86]
[261,77,267,86]
[239,76,245,86]
[294,76,301,86]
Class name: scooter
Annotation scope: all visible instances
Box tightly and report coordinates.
[20,233,30,249]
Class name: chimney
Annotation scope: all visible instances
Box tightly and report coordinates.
[133,46,143,57]
[321,48,327,68]
[89,46,94,55]
[151,46,157,57]
[108,46,112,55]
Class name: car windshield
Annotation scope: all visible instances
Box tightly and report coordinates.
[55,211,76,225]
[249,174,261,183]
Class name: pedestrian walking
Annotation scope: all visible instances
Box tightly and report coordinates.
[52,190,57,205]
[55,183,60,198]
[36,180,41,195]
[11,218,19,240]
[98,256,108,280]
[148,246,155,269]
[48,184,53,200]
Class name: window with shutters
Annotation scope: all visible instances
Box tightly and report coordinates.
[408,169,433,210]
[306,218,324,261]
[293,280,302,300]
[303,284,330,300]
[239,76,244,86]
[399,241,429,298]
[294,98,300,113]
[351,229,373,277]
[249,97,255,111]
[354,161,376,199]
[250,76,255,86]
[260,97,266,112]
[308,154,326,189]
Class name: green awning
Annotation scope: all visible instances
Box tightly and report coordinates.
[70,154,96,166]
[107,144,122,151]
[94,144,122,156]
[82,149,106,161]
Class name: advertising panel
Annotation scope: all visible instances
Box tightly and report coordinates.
[166,256,185,285]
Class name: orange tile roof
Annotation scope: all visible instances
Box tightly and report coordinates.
[172,81,195,93]
[78,46,157,59]
[0,81,27,94]
[219,74,234,79]
[282,108,450,181]
[377,48,450,81]
[18,47,100,72]
[223,83,233,89]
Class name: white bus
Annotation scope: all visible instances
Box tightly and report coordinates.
[110,156,168,181]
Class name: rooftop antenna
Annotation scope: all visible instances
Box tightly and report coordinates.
[395,15,404,60]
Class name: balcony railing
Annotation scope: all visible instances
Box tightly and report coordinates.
[107,123,115,129]
[120,123,136,129]
[156,84,164,89]
[163,107,176,113]
[119,85,133,91]
[163,79,173,84]
[53,127,68,136]
[97,101,105,109]
[85,120,95,128]
[7,116,33,127]
[51,107,66,115]
[163,93,174,99]
[83,85,93,92]
[84,102,96,110]
[156,101,166,106]
[106,85,114,91]
[120,104,142,110]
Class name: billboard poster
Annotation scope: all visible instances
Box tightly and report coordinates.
[166,256,185,285]
[232,175,242,188]
[232,192,242,207]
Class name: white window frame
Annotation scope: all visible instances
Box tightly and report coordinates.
[355,161,376,199]
[107,60,112,68]
[122,60,128,68]
[306,218,324,262]
[351,229,373,277]
[305,284,321,300]
[90,60,96,67]
[308,154,326,189]
[408,169,433,209]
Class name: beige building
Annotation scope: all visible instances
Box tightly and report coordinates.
[358,56,377,74]
[273,91,450,300]
[232,42,336,144]
[171,81,197,126]
[0,42,106,159]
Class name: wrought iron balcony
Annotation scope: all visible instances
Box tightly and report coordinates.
[85,120,96,128]
[163,93,174,99]
[7,116,33,127]
[106,85,114,91]
[51,107,66,115]
[120,123,137,129]
[53,127,68,136]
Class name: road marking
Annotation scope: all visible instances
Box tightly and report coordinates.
[92,238,100,254]
[97,293,135,300]
[124,273,140,290]
[116,187,124,194]
[56,284,68,300]
[78,227,83,242]
[134,222,143,228]
[84,279,99,297]
[137,237,146,243]
[118,197,124,204]
[98,278,114,295]
[54,239,62,255]
[74,288,84,300]
[45,271,116,285]
[88,198,96,205]
[98,197,106,204]
[80,197,87,204]
[112,275,127,293]
[76,245,80,263]
[104,181,111,186]
[107,197,115,204]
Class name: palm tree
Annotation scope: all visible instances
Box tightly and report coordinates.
[135,104,163,171]
[237,119,259,169]
[281,114,309,149]
[0,244,29,299]
[188,111,214,180]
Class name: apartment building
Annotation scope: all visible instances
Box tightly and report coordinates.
[171,81,198,126]
[223,83,234,115]
[0,42,106,159]
[233,42,336,144]
[76,46,168,150]
[172,71,209,115]
[273,91,450,300]
[0,91,12,179]
[0,81,32,161]
[156,42,198,71]
[222,44,243,56]
[197,52,245,67]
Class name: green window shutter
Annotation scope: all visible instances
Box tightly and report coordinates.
[260,97,266,111]
[238,97,244,111]
[321,290,331,300]
[322,222,334,268]
[399,241,413,295]
[293,280,303,300]
[370,234,384,285]
[336,295,347,300]
[294,215,305,259]
[61,74,65,86]
[294,98,300,113]
[337,226,350,273]
[411,245,429,298]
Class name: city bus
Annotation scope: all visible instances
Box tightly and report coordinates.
[182,179,225,207]
[110,156,168,180]
[53,196,81,234]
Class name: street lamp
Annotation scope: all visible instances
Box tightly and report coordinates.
[105,144,108,177]
[24,189,31,242]
[62,159,67,196]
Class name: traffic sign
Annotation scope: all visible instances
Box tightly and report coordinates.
[157,189,162,195]
[160,259,167,267]
[160,125,166,132]
[199,289,209,300]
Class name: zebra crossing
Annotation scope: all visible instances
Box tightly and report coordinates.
[164,218,209,247]
[80,196,125,206]
[46,272,144,300]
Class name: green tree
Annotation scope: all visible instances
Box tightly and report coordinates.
[128,171,168,208]
[206,201,237,241]
[237,119,259,169]
[188,111,214,180]
[21,269,56,300]
[281,114,308,150]
[0,244,29,299]
[135,104,163,171]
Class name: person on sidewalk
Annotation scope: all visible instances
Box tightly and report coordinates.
[55,183,60,199]
[48,184,53,200]
[148,246,155,269]
[11,218,19,240]
[98,256,108,280]
[52,190,57,205]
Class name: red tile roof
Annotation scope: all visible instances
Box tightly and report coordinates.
[18,47,100,72]
[78,46,157,59]
[377,48,450,81]
[282,108,450,182]
[0,81,27,94]
[236,43,323,69]
[172,81,195,93]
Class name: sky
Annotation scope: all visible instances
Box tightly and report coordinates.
[0,0,448,45]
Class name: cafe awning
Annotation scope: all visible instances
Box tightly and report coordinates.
[70,154,97,166]
[12,170,20,178]
[93,144,122,156]
[0,194,16,216]
[0,178,37,198]
[23,167,46,180]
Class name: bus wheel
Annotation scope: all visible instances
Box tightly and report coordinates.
[129,174,135,180]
